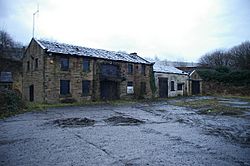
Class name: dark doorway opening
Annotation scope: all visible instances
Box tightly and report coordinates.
[29,85,34,102]
[159,78,168,98]
[192,80,200,95]
[100,81,119,100]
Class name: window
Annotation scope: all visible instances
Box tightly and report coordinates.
[60,80,70,95]
[128,64,133,75]
[127,81,133,86]
[27,61,30,71]
[141,64,146,75]
[171,81,175,91]
[140,82,146,95]
[35,58,38,69]
[60,57,69,70]
[82,80,90,96]
[177,83,183,90]
[101,64,119,77]
[83,59,90,72]
[127,81,134,94]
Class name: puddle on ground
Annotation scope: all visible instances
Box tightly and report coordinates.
[104,116,144,126]
[53,118,95,128]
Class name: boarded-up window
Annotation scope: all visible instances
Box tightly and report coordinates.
[60,57,69,70]
[177,83,183,90]
[127,81,134,94]
[83,59,90,72]
[60,80,70,95]
[82,80,90,96]
[128,64,133,75]
[171,81,175,91]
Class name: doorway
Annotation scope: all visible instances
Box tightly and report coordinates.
[29,85,34,102]
[100,81,119,100]
[159,78,168,98]
[192,80,200,95]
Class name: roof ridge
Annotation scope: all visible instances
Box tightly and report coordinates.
[35,39,151,64]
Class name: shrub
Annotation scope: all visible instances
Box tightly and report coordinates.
[0,89,25,117]
[197,69,250,86]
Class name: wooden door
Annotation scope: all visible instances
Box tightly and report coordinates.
[192,80,200,95]
[100,81,119,100]
[159,78,168,98]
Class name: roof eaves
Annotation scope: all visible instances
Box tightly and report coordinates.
[154,70,188,75]
[34,38,46,49]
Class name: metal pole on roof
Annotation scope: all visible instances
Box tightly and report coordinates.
[32,4,39,38]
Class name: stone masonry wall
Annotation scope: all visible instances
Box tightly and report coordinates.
[44,55,94,103]
[45,56,153,103]
[22,39,45,102]
[23,40,153,103]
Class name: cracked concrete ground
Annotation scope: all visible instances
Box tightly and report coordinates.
[0,97,250,166]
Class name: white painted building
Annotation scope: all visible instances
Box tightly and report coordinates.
[153,63,189,97]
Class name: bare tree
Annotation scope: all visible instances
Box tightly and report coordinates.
[0,30,23,60]
[229,41,250,70]
[199,49,234,68]
[0,30,15,48]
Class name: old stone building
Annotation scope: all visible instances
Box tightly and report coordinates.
[23,38,154,103]
[153,63,189,97]
[187,70,202,95]
[176,67,203,95]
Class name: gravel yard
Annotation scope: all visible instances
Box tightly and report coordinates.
[1,96,250,166]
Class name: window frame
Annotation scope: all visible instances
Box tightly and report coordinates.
[60,80,70,95]
[177,83,183,91]
[83,58,90,72]
[82,80,91,96]
[60,57,69,71]
[128,64,133,75]
[171,81,175,91]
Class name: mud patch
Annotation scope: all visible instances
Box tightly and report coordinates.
[104,116,144,126]
[204,127,250,145]
[53,118,95,128]
[156,109,166,112]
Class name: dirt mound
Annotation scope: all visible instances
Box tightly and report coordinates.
[53,118,95,128]
[104,116,144,126]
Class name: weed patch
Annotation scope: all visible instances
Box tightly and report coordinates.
[174,98,246,116]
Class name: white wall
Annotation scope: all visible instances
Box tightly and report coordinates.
[154,72,188,97]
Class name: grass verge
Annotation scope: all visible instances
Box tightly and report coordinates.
[0,99,138,119]
[173,98,247,116]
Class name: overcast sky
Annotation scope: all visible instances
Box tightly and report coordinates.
[1,0,250,62]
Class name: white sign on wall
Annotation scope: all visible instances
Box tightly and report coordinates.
[127,86,134,94]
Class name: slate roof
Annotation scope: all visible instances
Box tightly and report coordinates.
[153,63,187,75]
[0,72,13,83]
[35,39,151,64]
